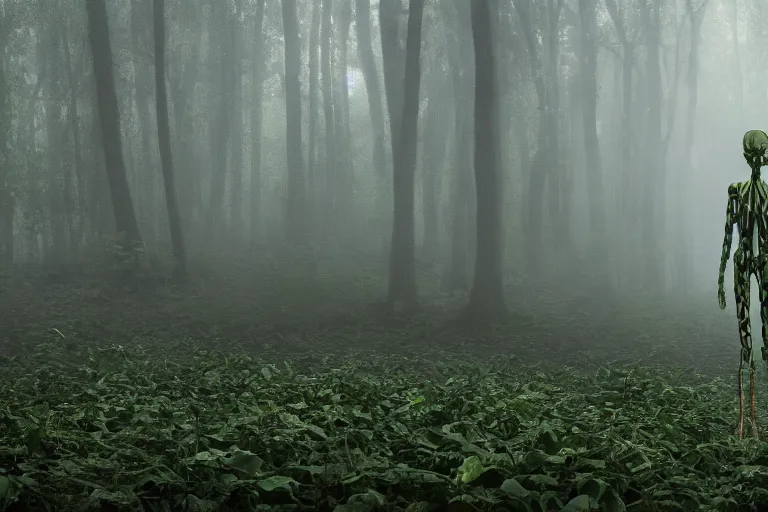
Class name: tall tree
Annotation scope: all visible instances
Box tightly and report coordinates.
[281,0,307,244]
[577,0,606,261]
[639,0,664,289]
[466,0,505,319]
[355,0,387,183]
[230,0,245,236]
[443,1,473,292]
[85,0,142,248]
[333,0,354,219]
[153,0,186,277]
[320,0,336,226]
[250,0,267,248]
[129,0,156,242]
[386,0,424,310]
[307,0,321,231]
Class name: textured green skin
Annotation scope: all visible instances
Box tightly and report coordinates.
[718,130,768,438]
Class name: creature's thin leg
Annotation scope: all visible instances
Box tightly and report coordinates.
[734,259,753,438]
[750,360,758,438]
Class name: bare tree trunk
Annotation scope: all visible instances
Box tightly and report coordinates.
[130,0,156,244]
[85,0,142,247]
[466,0,505,320]
[321,0,336,230]
[230,0,244,238]
[250,0,266,248]
[153,0,186,277]
[420,91,446,264]
[63,23,86,259]
[307,0,320,234]
[206,4,232,243]
[44,23,68,264]
[386,0,424,310]
[0,13,10,264]
[640,0,663,290]
[333,0,353,223]
[578,0,606,257]
[443,0,472,292]
[355,0,387,183]
[281,0,307,244]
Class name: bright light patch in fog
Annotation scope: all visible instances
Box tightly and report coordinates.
[347,69,362,93]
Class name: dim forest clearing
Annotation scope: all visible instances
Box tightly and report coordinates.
[1,256,766,511]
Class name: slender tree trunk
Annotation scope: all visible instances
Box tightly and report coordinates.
[85,0,143,246]
[321,0,336,228]
[386,0,424,310]
[230,0,244,237]
[0,10,9,263]
[130,0,156,243]
[466,0,505,319]
[578,0,606,257]
[154,0,186,277]
[250,0,266,249]
[443,1,472,292]
[420,94,445,264]
[281,0,306,244]
[207,5,232,243]
[641,0,663,290]
[333,0,353,223]
[44,24,67,263]
[355,0,387,184]
[63,23,86,258]
[307,0,320,234]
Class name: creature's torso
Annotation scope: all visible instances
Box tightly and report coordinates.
[731,178,768,269]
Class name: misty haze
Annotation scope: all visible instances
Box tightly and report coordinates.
[0,0,765,509]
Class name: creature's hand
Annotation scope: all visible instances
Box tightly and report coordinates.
[718,286,727,309]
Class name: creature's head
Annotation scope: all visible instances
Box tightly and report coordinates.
[743,130,768,170]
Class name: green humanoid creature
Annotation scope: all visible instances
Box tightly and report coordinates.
[718,129,768,439]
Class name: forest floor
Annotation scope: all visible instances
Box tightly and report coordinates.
[1,252,767,510]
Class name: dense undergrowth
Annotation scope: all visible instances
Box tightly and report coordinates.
[0,256,764,510]
[0,342,765,511]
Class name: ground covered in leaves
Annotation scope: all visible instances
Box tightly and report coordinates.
[0,254,766,510]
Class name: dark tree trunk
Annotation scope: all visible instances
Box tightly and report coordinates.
[466,0,505,319]
[281,0,306,244]
[386,0,424,310]
[85,0,142,246]
[130,0,156,243]
[153,0,186,277]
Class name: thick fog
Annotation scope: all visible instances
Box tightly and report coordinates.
[0,0,765,350]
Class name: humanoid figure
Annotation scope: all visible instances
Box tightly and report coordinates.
[718,129,768,438]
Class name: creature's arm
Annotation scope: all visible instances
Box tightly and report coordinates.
[718,184,738,308]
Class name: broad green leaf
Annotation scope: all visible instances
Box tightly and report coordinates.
[500,478,530,498]
[256,475,296,493]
